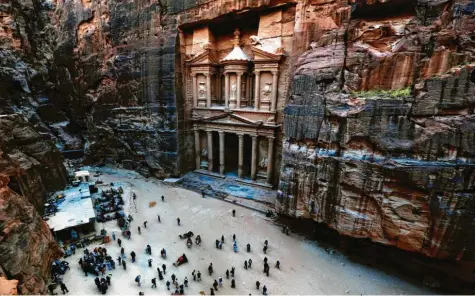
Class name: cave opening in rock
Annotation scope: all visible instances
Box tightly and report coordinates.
[351,0,416,20]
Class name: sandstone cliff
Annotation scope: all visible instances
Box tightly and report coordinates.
[278,0,474,260]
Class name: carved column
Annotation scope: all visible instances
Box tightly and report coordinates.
[254,71,260,111]
[251,135,258,180]
[206,74,211,108]
[219,131,225,175]
[236,72,242,109]
[194,129,200,170]
[266,136,274,184]
[192,73,197,108]
[271,71,278,112]
[207,130,213,172]
[238,134,244,178]
[224,73,230,108]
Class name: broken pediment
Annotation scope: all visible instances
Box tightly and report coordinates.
[251,46,283,62]
[187,49,219,66]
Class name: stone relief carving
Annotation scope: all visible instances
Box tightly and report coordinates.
[230,83,237,100]
[259,157,268,169]
[198,82,206,98]
[262,82,272,98]
[250,35,261,46]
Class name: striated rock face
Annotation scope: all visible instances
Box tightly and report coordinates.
[0,116,64,294]
[278,0,474,260]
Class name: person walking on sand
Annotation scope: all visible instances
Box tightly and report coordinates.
[60,282,69,294]
[197,271,202,281]
[131,251,136,263]
[192,270,196,281]
[138,226,141,234]
[232,209,236,217]
[221,235,225,244]
[244,260,248,269]
[263,285,267,295]
[166,281,171,290]
[276,260,280,269]
[246,243,251,252]
[263,245,268,254]
[162,264,166,274]
[118,238,122,247]
[122,260,126,270]
[218,277,223,287]
[151,278,157,288]
[161,195,165,202]
[213,280,218,291]
[225,269,229,279]
[256,281,260,290]
[248,258,252,268]
[233,234,236,241]
[208,263,213,275]
[231,279,236,288]
[143,221,148,228]
[177,218,180,226]
[157,215,161,222]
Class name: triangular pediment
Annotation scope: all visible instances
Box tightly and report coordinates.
[251,46,282,62]
[187,49,219,66]
[202,113,262,126]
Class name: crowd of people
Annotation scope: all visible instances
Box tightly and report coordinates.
[56,189,286,296]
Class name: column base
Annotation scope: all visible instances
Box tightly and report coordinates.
[235,178,273,189]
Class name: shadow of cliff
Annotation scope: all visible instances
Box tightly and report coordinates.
[277,216,475,295]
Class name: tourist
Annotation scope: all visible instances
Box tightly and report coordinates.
[215,239,220,249]
[146,245,152,255]
[263,262,269,273]
[197,271,202,281]
[130,251,136,263]
[232,209,236,217]
[233,234,236,241]
[162,263,166,274]
[112,232,116,241]
[106,275,111,285]
[248,258,252,268]
[192,270,196,281]
[221,235,225,243]
[233,241,238,252]
[264,257,268,264]
[218,240,223,249]
[201,190,205,198]
[225,269,229,279]
[247,243,251,252]
[161,195,165,202]
[263,245,268,254]
[135,275,141,286]
[244,260,248,269]
[166,281,171,290]
[60,282,69,294]
[213,279,218,290]
[151,278,157,288]
[171,274,176,283]
[264,239,268,247]
[210,288,215,295]
[121,247,125,258]
[230,266,235,277]
[256,281,260,290]
[177,218,181,225]
[276,260,280,269]
[231,279,236,288]
[122,260,126,270]
[161,248,166,259]
[208,263,213,275]
[138,226,141,234]
[157,215,161,222]
[179,283,184,294]
[117,256,122,266]
[184,277,189,287]
[95,277,101,289]
[143,221,148,228]
[218,277,223,287]
[148,258,153,267]
[263,285,267,295]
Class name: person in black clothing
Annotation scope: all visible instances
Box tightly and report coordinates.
[122,260,126,270]
[117,256,122,266]
[231,279,236,288]
[143,221,148,228]
[256,281,260,289]
[208,263,213,275]
[161,195,165,202]
[171,274,176,283]
[264,257,268,264]
[148,259,153,267]
[215,239,220,249]
[244,260,248,269]
[131,251,136,263]
[95,277,101,289]
[197,271,201,281]
[213,280,218,290]
[230,267,235,278]
[166,281,171,290]
[221,235,225,243]
[184,277,188,287]
[263,245,268,254]
[151,278,157,288]
[157,215,161,222]
[264,240,268,247]
[246,243,251,252]
[264,262,269,273]
[263,285,268,295]
[158,269,163,280]
[177,218,180,225]
[192,270,196,281]
[232,234,236,241]
[59,282,69,294]
[210,288,215,295]
[276,260,280,269]
[248,259,252,268]
[225,269,229,279]
[106,275,111,285]
[232,209,236,217]
[162,264,166,274]
[138,226,141,234]
[118,238,122,247]
[146,245,152,255]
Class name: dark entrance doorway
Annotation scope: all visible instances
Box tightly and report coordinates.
[242,135,252,178]
[224,133,238,176]
[212,131,220,173]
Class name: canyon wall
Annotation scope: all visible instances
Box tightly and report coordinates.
[277,0,474,260]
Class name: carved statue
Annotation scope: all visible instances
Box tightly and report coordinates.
[230,83,237,100]
[250,35,261,46]
[201,149,208,157]
[262,82,272,98]
[259,157,268,169]
[198,82,206,98]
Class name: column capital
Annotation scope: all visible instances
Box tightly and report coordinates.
[237,133,244,138]
[190,72,197,78]
[271,70,279,75]
[251,134,258,139]
[267,136,275,141]
[254,70,261,75]
[218,130,225,135]
[206,129,213,134]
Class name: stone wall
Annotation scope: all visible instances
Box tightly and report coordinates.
[277,0,475,260]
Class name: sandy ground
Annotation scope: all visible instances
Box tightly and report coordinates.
[60,168,433,295]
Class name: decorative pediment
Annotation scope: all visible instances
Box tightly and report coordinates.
[187,49,219,66]
[251,46,283,62]
[200,113,262,126]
